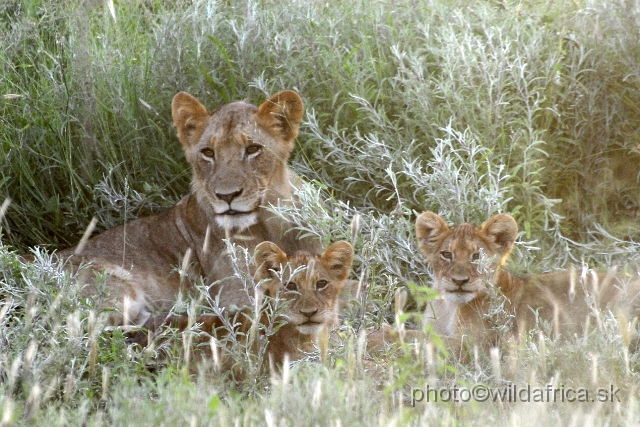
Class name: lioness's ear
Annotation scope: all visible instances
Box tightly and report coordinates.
[415,212,449,259]
[255,241,288,272]
[172,92,209,148]
[482,213,518,263]
[255,90,304,143]
[320,241,353,282]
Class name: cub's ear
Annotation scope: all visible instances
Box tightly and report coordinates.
[481,213,518,263]
[172,92,209,148]
[320,241,354,282]
[255,90,304,143]
[254,241,288,272]
[254,241,289,297]
[415,212,449,259]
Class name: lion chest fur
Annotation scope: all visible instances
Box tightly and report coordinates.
[254,241,353,364]
[427,269,640,342]
[58,91,321,326]
[131,240,354,371]
[417,212,640,346]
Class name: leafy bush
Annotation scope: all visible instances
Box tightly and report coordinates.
[1,0,640,424]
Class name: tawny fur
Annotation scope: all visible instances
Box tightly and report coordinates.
[416,212,640,349]
[368,212,640,353]
[131,241,354,370]
[57,91,321,325]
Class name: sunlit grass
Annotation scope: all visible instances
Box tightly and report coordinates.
[1,0,640,425]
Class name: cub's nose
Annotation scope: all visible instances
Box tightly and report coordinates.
[215,189,242,204]
[299,307,318,318]
[451,276,470,287]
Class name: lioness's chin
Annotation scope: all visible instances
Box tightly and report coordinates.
[214,212,258,230]
[446,291,478,304]
[295,323,325,335]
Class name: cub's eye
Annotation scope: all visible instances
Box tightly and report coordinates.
[440,251,453,261]
[284,282,298,292]
[201,148,215,159]
[245,144,263,156]
[316,280,328,291]
[471,252,480,261]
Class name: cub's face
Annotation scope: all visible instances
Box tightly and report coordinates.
[254,241,354,335]
[171,91,304,230]
[415,212,518,304]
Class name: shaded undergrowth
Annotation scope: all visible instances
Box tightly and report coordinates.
[1,0,640,425]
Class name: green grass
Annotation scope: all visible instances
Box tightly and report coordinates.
[1,0,640,424]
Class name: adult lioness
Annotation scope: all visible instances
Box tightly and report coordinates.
[58,91,320,326]
[131,240,354,369]
[415,212,640,348]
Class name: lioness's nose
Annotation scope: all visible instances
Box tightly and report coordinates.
[216,189,242,204]
[451,276,470,287]
[299,307,318,318]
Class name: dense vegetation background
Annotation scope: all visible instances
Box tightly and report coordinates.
[1,0,639,425]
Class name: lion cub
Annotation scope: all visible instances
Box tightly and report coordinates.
[415,212,640,348]
[132,240,353,370]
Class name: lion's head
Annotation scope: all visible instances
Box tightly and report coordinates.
[172,91,304,230]
[415,212,518,304]
[254,241,353,335]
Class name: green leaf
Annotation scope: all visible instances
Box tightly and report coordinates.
[208,395,220,414]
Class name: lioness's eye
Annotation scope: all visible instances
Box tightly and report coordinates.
[316,280,328,291]
[245,144,263,156]
[285,282,297,292]
[440,251,453,261]
[201,148,215,159]
[471,252,480,261]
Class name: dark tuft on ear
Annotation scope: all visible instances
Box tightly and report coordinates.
[254,241,290,297]
[254,241,288,271]
[415,212,450,260]
[172,92,209,149]
[320,241,353,283]
[481,213,518,264]
[255,90,304,144]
